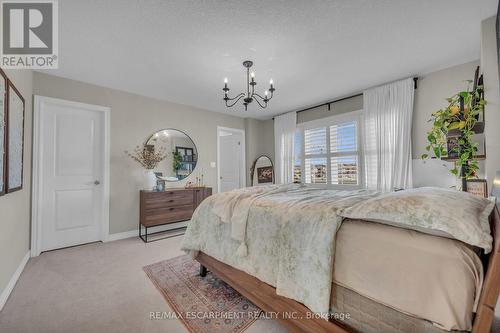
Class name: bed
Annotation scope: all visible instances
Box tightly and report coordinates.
[181,185,500,333]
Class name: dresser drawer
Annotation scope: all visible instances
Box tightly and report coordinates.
[142,189,192,200]
[144,194,193,209]
[143,204,194,227]
[140,188,211,232]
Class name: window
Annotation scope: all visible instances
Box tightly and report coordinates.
[293,112,362,187]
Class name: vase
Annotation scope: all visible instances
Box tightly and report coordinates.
[143,169,157,190]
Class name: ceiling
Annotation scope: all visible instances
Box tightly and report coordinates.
[40,0,498,119]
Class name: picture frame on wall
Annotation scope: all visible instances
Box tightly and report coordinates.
[6,80,25,193]
[0,69,6,196]
[257,166,273,184]
[466,179,488,198]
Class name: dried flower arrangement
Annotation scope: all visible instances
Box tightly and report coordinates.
[125,144,168,169]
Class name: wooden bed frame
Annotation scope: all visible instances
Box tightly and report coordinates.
[195,207,500,333]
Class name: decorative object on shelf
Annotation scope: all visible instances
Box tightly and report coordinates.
[145,129,198,182]
[222,60,275,111]
[6,80,25,193]
[466,179,488,198]
[157,175,179,182]
[125,143,168,190]
[154,172,165,191]
[422,66,486,191]
[250,155,274,186]
[143,169,157,190]
[185,170,205,188]
[0,69,6,196]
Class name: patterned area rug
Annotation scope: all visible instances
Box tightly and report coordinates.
[144,255,261,333]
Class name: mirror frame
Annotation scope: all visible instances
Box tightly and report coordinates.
[250,154,274,186]
[145,128,198,182]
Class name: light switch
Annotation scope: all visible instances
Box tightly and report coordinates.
[210,161,216,168]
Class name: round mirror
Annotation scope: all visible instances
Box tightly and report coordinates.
[250,155,274,186]
[145,129,198,182]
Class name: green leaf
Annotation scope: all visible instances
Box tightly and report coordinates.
[421,153,429,159]
[434,147,442,158]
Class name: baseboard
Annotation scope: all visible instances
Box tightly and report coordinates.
[0,251,30,311]
[106,221,189,242]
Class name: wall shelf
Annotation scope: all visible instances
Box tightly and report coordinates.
[441,154,486,162]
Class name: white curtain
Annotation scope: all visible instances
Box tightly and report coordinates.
[363,78,414,191]
[274,111,297,184]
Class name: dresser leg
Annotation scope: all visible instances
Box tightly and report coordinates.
[199,264,207,277]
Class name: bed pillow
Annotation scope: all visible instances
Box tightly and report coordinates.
[340,187,495,253]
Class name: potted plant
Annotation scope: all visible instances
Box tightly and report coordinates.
[126,144,167,190]
[422,80,486,188]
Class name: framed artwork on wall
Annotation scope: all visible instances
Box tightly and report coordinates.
[0,69,6,196]
[6,80,25,193]
[466,179,488,198]
[257,166,273,184]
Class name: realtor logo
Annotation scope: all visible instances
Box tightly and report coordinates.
[1,0,58,68]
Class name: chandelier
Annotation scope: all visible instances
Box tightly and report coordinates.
[222,60,275,110]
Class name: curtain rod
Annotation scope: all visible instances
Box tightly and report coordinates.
[272,77,418,120]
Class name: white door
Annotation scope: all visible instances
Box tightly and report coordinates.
[34,97,109,253]
[218,128,245,192]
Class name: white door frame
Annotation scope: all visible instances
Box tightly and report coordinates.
[217,126,246,193]
[31,96,110,257]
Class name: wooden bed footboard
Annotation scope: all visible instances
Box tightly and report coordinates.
[196,207,500,333]
[195,252,351,333]
[472,206,500,333]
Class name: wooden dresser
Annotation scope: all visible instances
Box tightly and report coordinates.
[139,187,212,242]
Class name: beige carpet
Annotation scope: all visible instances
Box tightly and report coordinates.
[0,235,288,333]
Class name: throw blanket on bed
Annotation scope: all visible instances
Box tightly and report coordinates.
[211,184,298,256]
[183,185,379,313]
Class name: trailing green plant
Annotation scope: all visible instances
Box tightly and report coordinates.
[422,80,486,179]
[172,151,182,172]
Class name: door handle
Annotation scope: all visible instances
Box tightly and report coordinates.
[94,180,100,185]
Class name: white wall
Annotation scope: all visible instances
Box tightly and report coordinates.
[245,118,274,185]
[481,16,500,193]
[0,69,33,303]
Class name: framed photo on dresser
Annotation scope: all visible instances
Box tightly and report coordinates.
[0,69,6,196]
[6,80,25,193]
